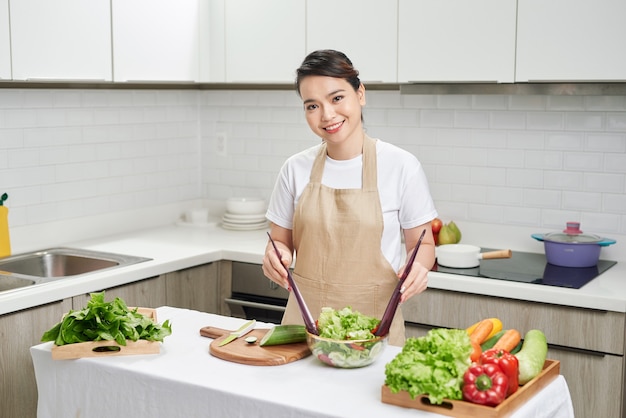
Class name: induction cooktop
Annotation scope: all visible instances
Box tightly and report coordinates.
[432,249,617,289]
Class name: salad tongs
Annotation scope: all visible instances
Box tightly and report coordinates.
[267,232,318,335]
[374,228,426,337]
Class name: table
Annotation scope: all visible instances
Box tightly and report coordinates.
[31,307,575,418]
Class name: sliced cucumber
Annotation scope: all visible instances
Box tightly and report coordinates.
[259,325,307,346]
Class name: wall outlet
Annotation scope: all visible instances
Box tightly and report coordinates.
[216,132,227,156]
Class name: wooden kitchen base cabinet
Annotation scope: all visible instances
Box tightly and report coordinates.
[547,346,623,418]
[71,262,225,315]
[0,262,223,418]
[72,275,168,310]
[402,288,626,418]
[0,299,73,418]
[163,262,224,314]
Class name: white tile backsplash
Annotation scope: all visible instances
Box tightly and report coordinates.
[605,153,626,173]
[455,110,490,129]
[490,110,527,129]
[509,95,547,110]
[584,173,624,193]
[565,112,604,130]
[607,112,626,131]
[1,88,625,249]
[526,111,564,130]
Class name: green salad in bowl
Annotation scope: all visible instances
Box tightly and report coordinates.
[307,306,387,368]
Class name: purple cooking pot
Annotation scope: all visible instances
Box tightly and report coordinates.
[532,222,616,268]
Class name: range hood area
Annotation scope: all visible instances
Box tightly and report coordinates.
[398,82,626,96]
[3,81,626,96]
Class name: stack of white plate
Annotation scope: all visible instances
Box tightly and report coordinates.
[221,197,269,231]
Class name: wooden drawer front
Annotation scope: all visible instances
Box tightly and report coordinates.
[401,289,625,355]
[547,347,624,418]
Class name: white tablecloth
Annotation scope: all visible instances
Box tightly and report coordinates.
[31,306,575,418]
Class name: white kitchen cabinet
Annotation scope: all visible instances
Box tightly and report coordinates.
[306,0,398,83]
[0,0,10,79]
[224,0,305,82]
[112,0,212,82]
[516,0,626,82]
[9,0,112,81]
[398,0,517,83]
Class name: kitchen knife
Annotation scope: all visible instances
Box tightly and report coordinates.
[218,319,256,347]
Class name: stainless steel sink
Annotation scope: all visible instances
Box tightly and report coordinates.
[0,275,36,292]
[0,248,152,291]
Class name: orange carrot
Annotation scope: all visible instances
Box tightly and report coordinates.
[470,340,482,362]
[493,329,522,352]
[469,319,494,345]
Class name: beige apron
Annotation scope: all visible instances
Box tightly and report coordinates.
[282,135,406,346]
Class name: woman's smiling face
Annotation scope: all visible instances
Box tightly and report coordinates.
[299,75,366,151]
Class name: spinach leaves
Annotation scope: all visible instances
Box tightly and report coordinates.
[41,292,172,346]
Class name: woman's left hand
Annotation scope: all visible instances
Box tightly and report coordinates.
[398,261,430,303]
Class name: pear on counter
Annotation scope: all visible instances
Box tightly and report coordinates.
[438,224,458,245]
[437,221,462,245]
[448,221,462,243]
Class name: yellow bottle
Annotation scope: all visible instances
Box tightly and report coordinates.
[0,193,11,258]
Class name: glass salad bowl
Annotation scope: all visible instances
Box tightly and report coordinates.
[306,332,388,368]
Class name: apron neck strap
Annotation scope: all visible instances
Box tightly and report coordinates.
[309,135,378,190]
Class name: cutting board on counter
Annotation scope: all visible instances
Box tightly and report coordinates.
[200,326,311,366]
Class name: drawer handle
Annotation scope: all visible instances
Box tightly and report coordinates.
[224,298,286,312]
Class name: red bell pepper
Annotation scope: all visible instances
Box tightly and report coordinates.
[480,348,519,396]
[462,363,509,406]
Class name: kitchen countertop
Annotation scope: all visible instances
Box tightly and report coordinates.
[1,223,625,316]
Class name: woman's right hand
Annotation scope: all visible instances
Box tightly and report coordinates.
[262,224,294,290]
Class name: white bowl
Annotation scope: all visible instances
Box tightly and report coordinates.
[225,197,266,215]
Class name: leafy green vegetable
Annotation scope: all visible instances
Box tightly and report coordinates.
[317,306,380,340]
[41,292,172,346]
[312,306,383,368]
[384,328,472,405]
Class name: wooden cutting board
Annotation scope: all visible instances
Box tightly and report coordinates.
[199,326,311,366]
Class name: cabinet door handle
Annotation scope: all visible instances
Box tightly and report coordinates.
[25,77,107,82]
[224,298,286,312]
[548,343,607,358]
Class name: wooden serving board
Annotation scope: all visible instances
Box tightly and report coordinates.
[51,308,160,360]
[381,359,560,418]
[200,326,311,366]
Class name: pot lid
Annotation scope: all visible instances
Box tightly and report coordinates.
[544,222,603,244]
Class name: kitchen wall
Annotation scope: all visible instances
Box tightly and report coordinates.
[1,88,625,259]
[200,89,626,259]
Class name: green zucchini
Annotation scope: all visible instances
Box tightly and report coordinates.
[480,329,507,351]
[514,329,548,384]
[259,325,307,346]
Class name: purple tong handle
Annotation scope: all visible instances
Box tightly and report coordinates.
[267,232,318,335]
[374,228,426,337]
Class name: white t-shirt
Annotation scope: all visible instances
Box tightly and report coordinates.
[266,138,438,270]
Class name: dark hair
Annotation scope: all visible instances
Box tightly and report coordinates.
[295,50,361,96]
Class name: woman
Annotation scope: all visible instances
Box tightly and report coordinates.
[262,50,437,346]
